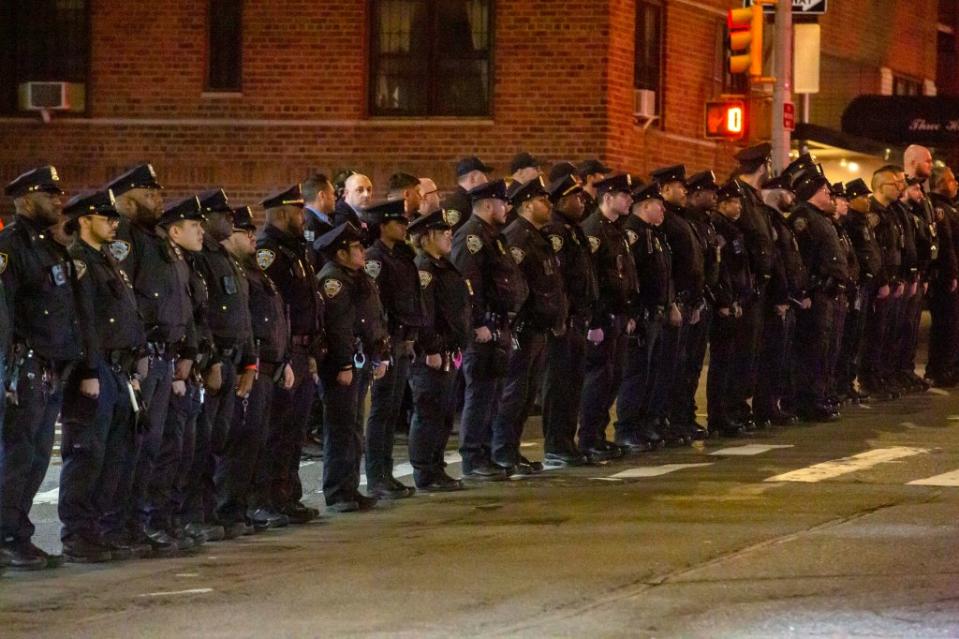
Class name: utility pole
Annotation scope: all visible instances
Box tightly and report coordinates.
[770,0,793,173]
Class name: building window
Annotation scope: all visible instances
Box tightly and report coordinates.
[370,0,492,117]
[207,0,243,92]
[893,75,923,96]
[0,0,89,114]
[635,0,664,98]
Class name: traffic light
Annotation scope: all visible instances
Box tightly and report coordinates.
[705,99,746,140]
[727,4,764,76]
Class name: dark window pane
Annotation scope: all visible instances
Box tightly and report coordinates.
[634,1,662,91]
[369,0,491,117]
[208,0,243,91]
[0,0,89,114]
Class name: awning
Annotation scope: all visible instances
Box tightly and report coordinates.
[841,95,959,146]
[794,122,902,160]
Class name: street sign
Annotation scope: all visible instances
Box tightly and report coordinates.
[783,102,795,130]
[746,0,827,15]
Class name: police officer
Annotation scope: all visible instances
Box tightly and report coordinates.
[360,198,423,499]
[387,173,423,220]
[443,156,493,234]
[510,152,543,186]
[827,184,857,407]
[929,164,959,384]
[651,164,706,444]
[407,210,470,491]
[894,175,928,393]
[150,195,207,550]
[450,179,527,480]
[731,144,776,428]
[542,173,595,467]
[106,163,194,555]
[840,179,884,401]
[0,167,89,569]
[178,189,257,542]
[923,168,959,388]
[315,223,389,512]
[682,171,722,435]
[58,189,148,563]
[707,181,754,436]
[616,182,671,450]
[256,184,323,524]
[493,177,565,475]
[861,166,906,399]
[790,167,849,421]
[755,176,808,424]
[221,206,294,534]
[580,174,638,461]
[576,159,612,219]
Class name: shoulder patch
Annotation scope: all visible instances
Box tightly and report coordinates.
[73,259,87,280]
[509,246,526,264]
[364,259,382,279]
[866,213,880,229]
[548,234,564,252]
[256,249,276,270]
[587,236,601,254]
[625,229,639,246]
[418,270,433,288]
[466,234,483,254]
[445,209,461,226]
[108,240,130,263]
[0,252,7,275]
[323,278,343,298]
[793,217,808,232]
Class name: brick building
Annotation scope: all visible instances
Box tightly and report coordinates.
[0,0,951,211]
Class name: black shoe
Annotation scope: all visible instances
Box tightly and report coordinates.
[543,451,588,467]
[417,471,465,493]
[369,480,415,500]
[115,529,156,558]
[462,463,508,482]
[247,508,290,531]
[519,456,544,473]
[184,522,225,543]
[326,499,360,513]
[353,492,379,511]
[499,460,542,478]
[280,501,321,523]
[797,405,841,423]
[0,543,46,571]
[167,527,197,551]
[581,444,618,464]
[709,419,743,437]
[596,439,627,458]
[62,537,113,564]
[223,521,254,539]
[97,534,143,560]
[614,432,656,453]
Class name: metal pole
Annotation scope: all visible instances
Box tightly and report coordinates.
[771,0,793,173]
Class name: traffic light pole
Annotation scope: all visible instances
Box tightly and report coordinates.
[770,0,792,173]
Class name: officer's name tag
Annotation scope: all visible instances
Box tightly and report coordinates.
[50,263,68,286]
[222,275,238,295]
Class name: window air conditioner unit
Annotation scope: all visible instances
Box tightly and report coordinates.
[634,89,658,119]
[18,81,86,112]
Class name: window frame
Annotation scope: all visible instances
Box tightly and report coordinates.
[634,0,665,122]
[368,0,495,118]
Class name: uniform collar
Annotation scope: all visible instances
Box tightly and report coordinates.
[264,222,303,249]
[305,206,332,226]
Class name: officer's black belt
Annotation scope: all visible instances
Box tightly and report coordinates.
[104,349,138,373]
[147,341,182,359]
[290,334,313,347]
[258,361,283,378]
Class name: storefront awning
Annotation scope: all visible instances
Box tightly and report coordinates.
[841,95,959,146]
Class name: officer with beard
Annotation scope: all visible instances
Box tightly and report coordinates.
[107,164,196,555]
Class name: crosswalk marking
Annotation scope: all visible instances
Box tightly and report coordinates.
[33,486,60,505]
[610,463,713,479]
[709,444,794,457]
[765,447,928,483]
[908,469,959,487]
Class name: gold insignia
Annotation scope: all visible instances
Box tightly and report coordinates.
[73,259,87,280]
[418,270,433,288]
[588,236,601,254]
[466,234,483,254]
[0,253,7,275]
[108,240,131,263]
[256,249,276,270]
[866,213,880,229]
[364,259,382,279]
[323,278,343,298]
[548,235,564,252]
[445,209,461,226]
[50,166,60,181]
[625,229,639,246]
[793,217,808,232]
[510,246,526,264]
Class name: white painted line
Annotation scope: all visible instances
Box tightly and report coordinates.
[859,404,873,410]
[33,487,59,505]
[908,469,959,487]
[175,573,200,578]
[520,442,537,449]
[765,447,928,483]
[948,415,959,421]
[610,463,713,479]
[900,421,920,429]
[298,460,315,468]
[590,477,623,482]
[709,444,794,457]
[138,588,213,598]
[928,388,950,397]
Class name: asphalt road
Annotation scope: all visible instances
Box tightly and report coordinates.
[4,348,959,637]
